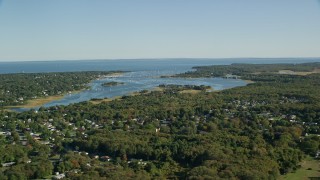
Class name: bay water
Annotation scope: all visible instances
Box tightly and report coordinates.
[2,58,319,111]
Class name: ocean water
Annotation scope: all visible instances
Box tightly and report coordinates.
[1,58,320,74]
[2,58,319,111]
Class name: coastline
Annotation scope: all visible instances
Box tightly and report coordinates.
[6,72,126,109]
[4,72,245,110]
[244,79,255,84]
[5,90,83,109]
[89,87,163,105]
[98,72,124,79]
[7,95,65,109]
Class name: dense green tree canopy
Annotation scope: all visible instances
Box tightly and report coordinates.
[0,63,319,179]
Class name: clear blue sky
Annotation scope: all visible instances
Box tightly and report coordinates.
[0,0,320,61]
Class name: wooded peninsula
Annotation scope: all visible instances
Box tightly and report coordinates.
[0,63,319,179]
[0,71,123,107]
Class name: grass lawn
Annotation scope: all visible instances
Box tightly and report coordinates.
[179,89,202,94]
[280,156,320,180]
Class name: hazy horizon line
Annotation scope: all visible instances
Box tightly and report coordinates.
[1,57,320,63]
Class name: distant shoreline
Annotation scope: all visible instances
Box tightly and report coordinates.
[1,57,320,63]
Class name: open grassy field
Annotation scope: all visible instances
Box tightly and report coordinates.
[6,90,83,109]
[7,95,64,108]
[278,68,320,76]
[179,89,202,94]
[90,97,115,105]
[280,156,320,180]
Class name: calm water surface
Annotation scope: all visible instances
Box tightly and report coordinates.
[2,58,319,111]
